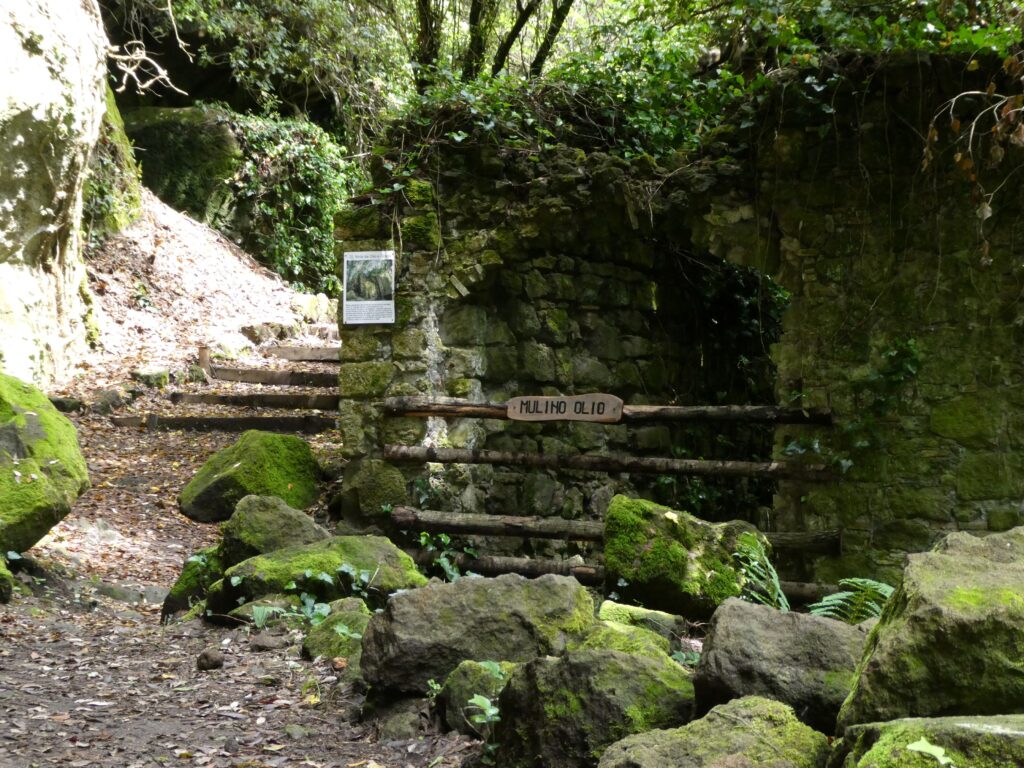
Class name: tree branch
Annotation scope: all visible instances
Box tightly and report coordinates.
[491,0,541,77]
[529,0,575,78]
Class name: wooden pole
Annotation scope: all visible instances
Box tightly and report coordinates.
[392,506,841,555]
[382,397,833,425]
[384,444,829,479]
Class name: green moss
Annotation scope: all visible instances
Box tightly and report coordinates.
[178,431,320,522]
[0,557,13,603]
[603,495,759,618]
[956,452,1024,501]
[302,603,372,668]
[930,394,1001,446]
[392,327,426,359]
[573,620,671,659]
[210,535,427,613]
[0,374,90,554]
[947,586,1024,611]
[82,84,142,238]
[439,660,518,735]
[338,362,395,397]
[339,332,384,362]
[163,546,224,617]
[335,205,387,239]
[339,458,408,522]
[402,212,441,250]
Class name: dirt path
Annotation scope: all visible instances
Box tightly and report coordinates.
[0,196,473,767]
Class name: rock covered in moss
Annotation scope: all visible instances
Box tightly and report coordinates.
[301,597,372,678]
[838,529,1024,730]
[337,458,407,525]
[361,573,596,695]
[206,535,426,614]
[603,495,765,619]
[695,597,869,733]
[220,495,329,568]
[82,84,142,239]
[438,659,518,736]
[178,431,320,522]
[598,600,688,648]
[0,374,90,555]
[0,556,13,602]
[600,696,829,768]
[494,649,695,768]
[227,593,302,626]
[832,713,1024,768]
[572,620,671,660]
[162,545,224,620]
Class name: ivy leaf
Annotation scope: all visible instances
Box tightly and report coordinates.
[230,575,243,587]
[906,737,954,766]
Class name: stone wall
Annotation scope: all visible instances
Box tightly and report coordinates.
[693,60,1024,582]
[334,150,779,550]
[0,0,107,385]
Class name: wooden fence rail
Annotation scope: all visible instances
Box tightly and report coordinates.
[384,444,830,480]
[383,396,833,425]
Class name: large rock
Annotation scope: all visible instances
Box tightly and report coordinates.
[82,84,142,239]
[360,573,596,695]
[695,597,869,732]
[206,535,426,614]
[603,495,767,619]
[220,495,329,568]
[494,649,695,768]
[598,600,688,649]
[831,714,1024,768]
[0,374,89,557]
[0,0,106,383]
[572,620,671,660]
[438,659,518,736]
[178,431,320,522]
[838,529,1024,730]
[600,696,830,768]
[162,545,223,620]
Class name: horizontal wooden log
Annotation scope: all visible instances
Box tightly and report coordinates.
[384,444,829,479]
[393,506,604,541]
[169,392,340,410]
[382,397,832,425]
[209,365,336,388]
[267,346,341,362]
[410,549,840,603]
[392,506,840,555]
[111,414,336,433]
[410,550,604,585]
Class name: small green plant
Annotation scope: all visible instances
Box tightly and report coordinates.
[131,281,152,309]
[250,604,286,630]
[426,678,443,702]
[419,531,476,582]
[808,578,895,624]
[332,622,362,641]
[907,737,955,766]
[733,532,790,612]
[671,649,701,668]
[466,693,501,761]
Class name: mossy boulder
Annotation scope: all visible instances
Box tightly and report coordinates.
[603,495,765,619]
[178,431,320,523]
[360,573,596,695]
[206,535,426,614]
[337,458,407,525]
[301,596,372,674]
[0,556,13,603]
[572,620,671,660]
[597,600,688,649]
[0,374,90,555]
[694,597,869,733]
[220,495,329,568]
[837,528,1024,730]
[831,714,1024,768]
[599,696,830,768]
[494,648,695,768]
[162,545,224,620]
[438,659,518,736]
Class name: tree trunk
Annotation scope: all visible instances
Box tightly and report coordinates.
[461,0,499,80]
[491,0,541,76]
[529,0,576,77]
[414,0,442,92]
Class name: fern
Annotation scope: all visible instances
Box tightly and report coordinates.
[808,578,894,624]
[733,532,790,612]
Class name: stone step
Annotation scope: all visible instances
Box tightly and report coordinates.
[266,345,341,362]
[168,392,339,410]
[208,365,336,387]
[110,414,336,433]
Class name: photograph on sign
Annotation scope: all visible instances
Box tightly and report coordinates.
[343,250,395,325]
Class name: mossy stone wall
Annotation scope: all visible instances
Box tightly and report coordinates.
[334,149,774,545]
[692,61,1024,582]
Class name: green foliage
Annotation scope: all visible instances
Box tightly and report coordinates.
[229,112,359,294]
[907,737,955,766]
[733,532,790,611]
[808,577,895,623]
[250,604,285,630]
[419,531,477,582]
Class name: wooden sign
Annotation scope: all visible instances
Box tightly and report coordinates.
[507,393,624,423]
